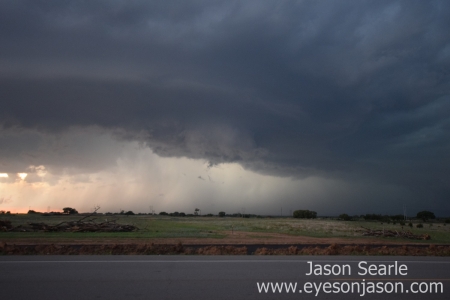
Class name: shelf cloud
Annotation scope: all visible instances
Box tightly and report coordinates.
[1,1,449,215]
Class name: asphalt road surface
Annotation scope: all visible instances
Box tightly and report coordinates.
[1,256,449,300]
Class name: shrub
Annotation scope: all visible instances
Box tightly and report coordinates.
[408,222,413,227]
[159,212,168,215]
[391,214,404,221]
[218,211,226,217]
[416,223,423,228]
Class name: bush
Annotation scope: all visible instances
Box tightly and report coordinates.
[293,210,317,219]
[218,211,226,217]
[364,214,382,221]
[416,223,423,228]
[408,222,413,227]
[159,212,168,215]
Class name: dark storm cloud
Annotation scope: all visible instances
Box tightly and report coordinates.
[1,1,450,212]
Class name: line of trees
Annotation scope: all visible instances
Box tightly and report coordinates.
[15,207,441,221]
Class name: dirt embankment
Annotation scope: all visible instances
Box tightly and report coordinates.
[1,242,450,256]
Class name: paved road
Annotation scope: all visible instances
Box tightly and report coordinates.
[1,256,449,300]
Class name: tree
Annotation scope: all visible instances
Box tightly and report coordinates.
[416,211,435,222]
[194,208,200,216]
[62,207,78,215]
[293,210,317,219]
[159,212,168,216]
[218,211,226,217]
[339,213,352,221]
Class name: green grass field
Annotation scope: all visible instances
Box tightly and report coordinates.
[1,214,449,243]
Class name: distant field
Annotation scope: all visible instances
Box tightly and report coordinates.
[1,214,450,244]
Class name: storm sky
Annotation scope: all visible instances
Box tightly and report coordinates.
[1,1,449,216]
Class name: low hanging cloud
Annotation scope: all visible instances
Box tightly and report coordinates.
[1,1,450,215]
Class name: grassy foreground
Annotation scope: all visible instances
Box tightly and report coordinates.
[1,214,450,244]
